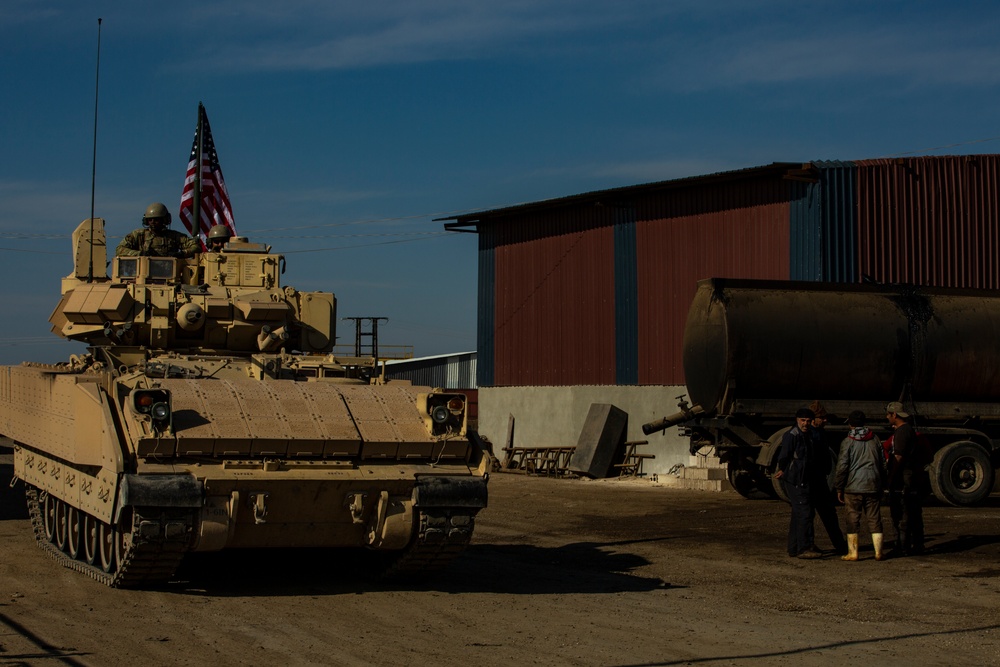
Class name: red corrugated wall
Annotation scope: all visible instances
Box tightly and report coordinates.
[493,206,617,385]
[855,155,1000,288]
[635,179,793,385]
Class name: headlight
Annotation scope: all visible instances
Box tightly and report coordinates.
[431,405,451,424]
[150,402,171,421]
[130,388,172,431]
[420,392,467,436]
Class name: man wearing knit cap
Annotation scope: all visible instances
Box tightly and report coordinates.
[809,400,828,429]
[886,401,931,556]
[774,408,823,558]
[807,401,848,555]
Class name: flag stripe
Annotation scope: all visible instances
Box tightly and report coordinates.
[179,105,237,251]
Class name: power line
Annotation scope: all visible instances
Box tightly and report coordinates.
[885,136,1000,158]
[282,233,453,254]
[257,231,447,240]
[0,246,64,255]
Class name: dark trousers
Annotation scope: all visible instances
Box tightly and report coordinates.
[787,484,815,556]
[811,487,848,553]
[889,489,925,553]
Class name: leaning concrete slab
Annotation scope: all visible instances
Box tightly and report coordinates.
[569,403,628,478]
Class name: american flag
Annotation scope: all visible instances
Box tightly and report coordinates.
[179,103,236,250]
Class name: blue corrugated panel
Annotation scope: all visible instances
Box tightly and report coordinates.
[477,227,496,387]
[614,206,638,385]
[789,176,821,280]
[816,161,858,282]
[790,161,857,281]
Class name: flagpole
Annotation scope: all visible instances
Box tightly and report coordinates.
[88,17,103,282]
[192,102,204,237]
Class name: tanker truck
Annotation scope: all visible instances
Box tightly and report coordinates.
[0,218,489,587]
[643,277,1000,507]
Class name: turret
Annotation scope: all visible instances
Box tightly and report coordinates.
[49,218,335,357]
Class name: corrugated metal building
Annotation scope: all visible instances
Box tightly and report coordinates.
[441,155,1000,468]
[382,352,477,389]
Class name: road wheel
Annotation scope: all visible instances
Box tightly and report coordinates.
[67,507,82,560]
[55,500,68,551]
[83,514,99,565]
[42,493,57,543]
[929,441,994,507]
[98,522,117,573]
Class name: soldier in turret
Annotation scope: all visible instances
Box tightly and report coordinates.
[206,224,232,252]
[116,202,200,258]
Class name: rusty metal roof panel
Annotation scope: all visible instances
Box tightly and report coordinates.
[854,155,1000,288]
[634,178,793,385]
[491,207,618,386]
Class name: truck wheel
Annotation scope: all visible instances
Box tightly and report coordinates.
[770,472,789,503]
[929,441,995,507]
[727,465,755,498]
[767,428,791,503]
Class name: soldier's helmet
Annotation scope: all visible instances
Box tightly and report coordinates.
[142,202,172,226]
[208,224,232,242]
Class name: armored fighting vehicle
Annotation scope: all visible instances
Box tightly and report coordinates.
[0,218,489,587]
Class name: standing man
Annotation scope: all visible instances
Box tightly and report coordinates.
[886,401,930,556]
[808,401,848,555]
[835,410,886,561]
[116,203,200,258]
[774,408,823,559]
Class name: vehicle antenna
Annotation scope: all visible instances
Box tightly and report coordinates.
[88,17,103,283]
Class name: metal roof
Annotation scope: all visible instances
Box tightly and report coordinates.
[439,162,809,230]
[383,351,476,365]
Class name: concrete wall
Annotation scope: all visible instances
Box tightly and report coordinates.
[477,385,692,475]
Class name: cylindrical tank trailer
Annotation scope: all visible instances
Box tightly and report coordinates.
[645,278,1000,506]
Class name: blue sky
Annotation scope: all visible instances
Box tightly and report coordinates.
[3,1,1000,364]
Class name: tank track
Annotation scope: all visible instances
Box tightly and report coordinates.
[378,509,477,579]
[25,487,192,588]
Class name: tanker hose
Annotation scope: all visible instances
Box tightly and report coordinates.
[642,404,704,435]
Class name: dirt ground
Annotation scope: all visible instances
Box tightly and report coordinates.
[1,447,999,667]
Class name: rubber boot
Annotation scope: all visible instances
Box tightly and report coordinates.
[872,533,884,561]
[841,533,859,561]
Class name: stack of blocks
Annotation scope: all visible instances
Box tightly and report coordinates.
[659,447,733,491]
